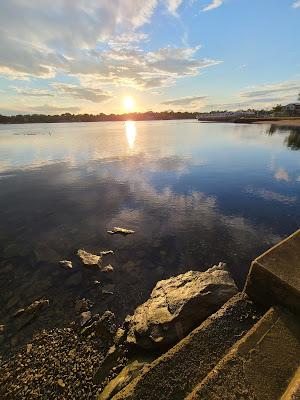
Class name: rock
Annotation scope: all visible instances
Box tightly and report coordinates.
[100,264,114,273]
[57,378,65,388]
[81,311,116,341]
[26,343,32,354]
[100,250,114,256]
[77,249,101,267]
[59,260,73,269]
[13,299,49,318]
[80,311,92,327]
[98,360,146,400]
[125,262,238,350]
[75,298,90,313]
[93,280,101,285]
[0,324,5,334]
[107,227,135,235]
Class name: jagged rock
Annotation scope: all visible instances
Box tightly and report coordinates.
[59,260,73,269]
[125,262,238,350]
[107,227,135,235]
[80,311,92,327]
[81,311,116,342]
[13,299,49,318]
[77,249,101,267]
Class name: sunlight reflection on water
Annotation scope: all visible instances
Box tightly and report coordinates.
[125,120,137,149]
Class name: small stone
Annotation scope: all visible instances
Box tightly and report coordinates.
[101,264,114,273]
[26,343,33,354]
[107,227,135,235]
[57,378,65,388]
[100,250,114,256]
[59,260,73,269]
[93,280,101,285]
[0,324,5,334]
[80,311,92,327]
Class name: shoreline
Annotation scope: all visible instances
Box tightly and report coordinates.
[197,117,300,126]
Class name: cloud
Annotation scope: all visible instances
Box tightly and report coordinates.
[245,186,296,205]
[52,83,112,103]
[202,0,224,12]
[240,81,300,100]
[292,1,300,8]
[28,104,81,114]
[0,0,222,91]
[165,0,183,15]
[161,95,208,107]
[13,87,54,97]
[274,168,289,182]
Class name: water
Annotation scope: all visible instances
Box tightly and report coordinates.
[0,120,299,355]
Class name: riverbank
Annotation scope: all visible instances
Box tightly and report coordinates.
[257,118,300,127]
[197,117,300,126]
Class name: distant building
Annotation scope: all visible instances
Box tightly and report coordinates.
[283,103,300,113]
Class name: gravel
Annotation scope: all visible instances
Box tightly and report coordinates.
[0,326,105,399]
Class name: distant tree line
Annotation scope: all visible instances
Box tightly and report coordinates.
[0,111,199,124]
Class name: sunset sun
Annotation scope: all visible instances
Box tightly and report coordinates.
[123,95,135,112]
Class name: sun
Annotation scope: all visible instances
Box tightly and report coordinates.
[123,96,135,112]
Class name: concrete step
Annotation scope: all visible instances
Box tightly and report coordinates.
[280,367,300,400]
[186,307,300,400]
[111,293,264,400]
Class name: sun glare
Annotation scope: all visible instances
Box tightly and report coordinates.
[123,96,135,112]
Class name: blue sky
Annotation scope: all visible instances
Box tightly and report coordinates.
[0,0,299,115]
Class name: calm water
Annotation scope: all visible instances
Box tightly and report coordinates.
[0,120,299,354]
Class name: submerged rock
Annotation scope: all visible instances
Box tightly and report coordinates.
[80,311,92,327]
[125,262,238,350]
[100,250,114,256]
[81,310,116,342]
[77,249,101,267]
[13,299,49,318]
[100,264,114,273]
[59,260,73,269]
[107,227,135,235]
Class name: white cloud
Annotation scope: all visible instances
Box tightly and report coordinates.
[0,1,222,91]
[52,83,112,103]
[292,1,300,8]
[161,95,208,107]
[202,0,224,12]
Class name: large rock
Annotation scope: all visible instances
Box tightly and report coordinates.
[125,262,238,350]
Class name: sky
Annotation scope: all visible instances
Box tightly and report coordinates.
[0,0,299,115]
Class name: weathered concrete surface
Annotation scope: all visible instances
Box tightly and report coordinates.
[280,366,300,400]
[187,307,300,400]
[125,262,238,350]
[111,293,263,400]
[245,229,300,315]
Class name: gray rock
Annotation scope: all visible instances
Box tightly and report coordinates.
[125,262,238,350]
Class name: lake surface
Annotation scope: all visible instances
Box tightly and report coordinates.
[0,120,299,355]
